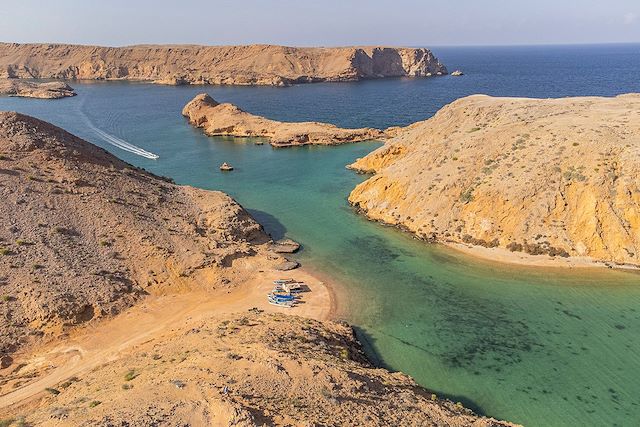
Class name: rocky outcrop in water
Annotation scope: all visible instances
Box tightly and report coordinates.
[0,79,75,99]
[0,43,447,86]
[183,93,384,146]
[348,94,640,266]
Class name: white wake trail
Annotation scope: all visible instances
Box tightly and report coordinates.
[79,109,159,160]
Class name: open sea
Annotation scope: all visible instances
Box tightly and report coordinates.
[1,44,640,426]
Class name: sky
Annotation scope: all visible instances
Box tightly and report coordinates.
[0,0,638,47]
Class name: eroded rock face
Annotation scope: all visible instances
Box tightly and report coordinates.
[0,43,447,86]
[182,93,385,146]
[0,79,75,99]
[0,112,267,359]
[348,94,640,266]
[5,312,517,426]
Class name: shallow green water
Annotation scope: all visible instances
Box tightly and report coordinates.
[2,75,640,426]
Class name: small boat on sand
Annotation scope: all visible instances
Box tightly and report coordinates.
[220,162,234,171]
[268,294,293,307]
[269,292,295,301]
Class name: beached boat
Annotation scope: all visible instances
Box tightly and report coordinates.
[269,292,295,301]
[268,294,293,307]
[283,282,303,293]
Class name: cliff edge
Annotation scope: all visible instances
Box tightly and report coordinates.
[0,43,447,86]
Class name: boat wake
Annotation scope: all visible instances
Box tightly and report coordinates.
[79,109,159,160]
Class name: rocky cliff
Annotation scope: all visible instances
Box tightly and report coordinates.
[349,94,640,266]
[0,111,267,365]
[0,79,76,99]
[183,93,384,146]
[0,43,447,86]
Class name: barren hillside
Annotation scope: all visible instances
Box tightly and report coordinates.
[2,311,515,427]
[349,94,640,266]
[0,111,267,366]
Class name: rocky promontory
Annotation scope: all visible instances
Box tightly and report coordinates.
[349,94,640,267]
[183,93,384,146]
[0,79,75,99]
[0,42,447,86]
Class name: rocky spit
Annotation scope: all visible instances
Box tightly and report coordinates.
[0,79,75,99]
[183,93,385,146]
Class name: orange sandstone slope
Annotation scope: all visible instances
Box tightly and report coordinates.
[349,94,640,266]
[182,93,384,146]
[0,43,447,86]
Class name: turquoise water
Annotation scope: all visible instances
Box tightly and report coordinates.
[2,44,640,426]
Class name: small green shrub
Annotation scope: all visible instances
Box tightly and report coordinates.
[459,188,475,203]
[89,400,101,408]
[124,369,138,381]
[122,383,133,390]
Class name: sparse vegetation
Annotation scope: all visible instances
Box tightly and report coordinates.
[459,188,475,203]
[45,387,60,395]
[89,400,102,408]
[124,369,139,381]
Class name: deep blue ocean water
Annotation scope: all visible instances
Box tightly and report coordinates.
[1,44,640,426]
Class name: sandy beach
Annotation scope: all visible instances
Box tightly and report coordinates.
[0,254,335,410]
[445,241,640,271]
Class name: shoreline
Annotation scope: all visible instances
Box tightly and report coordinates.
[444,241,640,271]
[351,205,640,272]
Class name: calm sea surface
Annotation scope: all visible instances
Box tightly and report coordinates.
[2,44,640,426]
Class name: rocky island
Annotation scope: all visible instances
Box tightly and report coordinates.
[0,112,512,426]
[0,79,75,99]
[349,94,640,267]
[183,93,384,146]
[0,43,447,86]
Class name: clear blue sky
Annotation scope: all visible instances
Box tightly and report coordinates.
[0,0,638,47]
